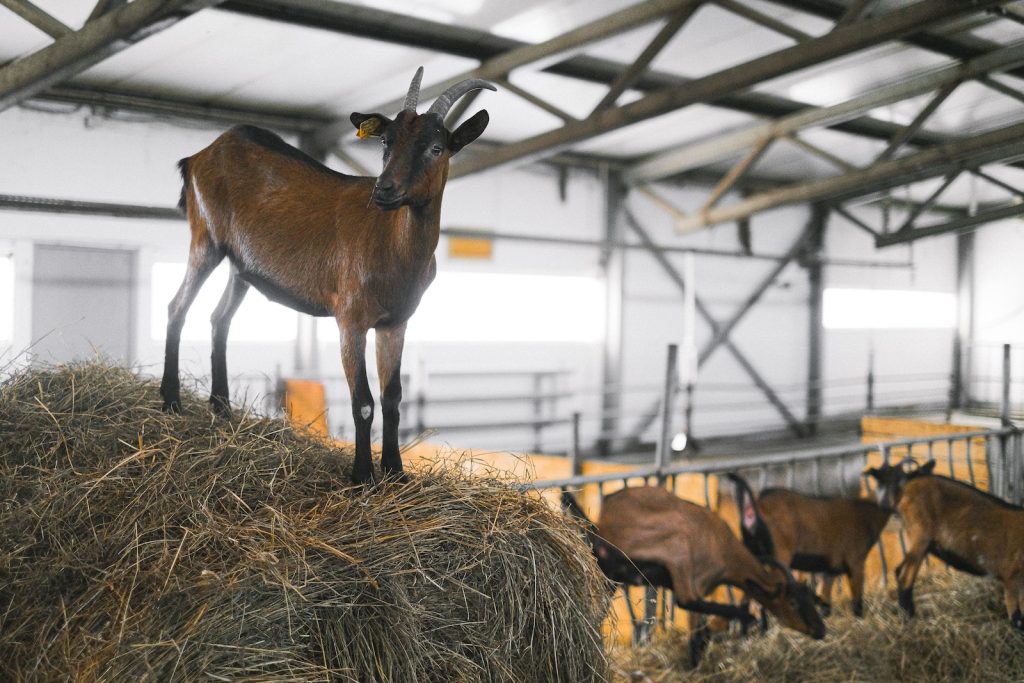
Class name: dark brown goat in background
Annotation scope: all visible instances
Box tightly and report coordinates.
[867,460,1024,631]
[562,488,824,666]
[729,473,890,617]
[160,68,494,484]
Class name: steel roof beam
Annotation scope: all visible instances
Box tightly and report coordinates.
[762,0,1024,79]
[0,0,71,39]
[219,0,975,155]
[673,119,1024,233]
[450,0,1003,178]
[308,0,701,149]
[0,0,223,113]
[874,202,1024,247]
[626,42,1024,183]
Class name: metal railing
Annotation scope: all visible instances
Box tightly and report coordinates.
[528,425,1024,643]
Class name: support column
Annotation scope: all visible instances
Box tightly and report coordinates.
[805,204,827,436]
[952,231,974,411]
[598,167,627,456]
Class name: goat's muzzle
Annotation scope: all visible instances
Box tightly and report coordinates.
[372,180,406,210]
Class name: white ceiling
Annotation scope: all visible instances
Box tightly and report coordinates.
[2,0,1024,202]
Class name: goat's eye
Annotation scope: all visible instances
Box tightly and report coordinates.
[381,137,389,147]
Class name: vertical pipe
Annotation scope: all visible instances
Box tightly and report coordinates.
[533,372,544,453]
[806,204,827,436]
[656,344,680,475]
[866,347,875,413]
[682,251,697,442]
[570,411,582,476]
[598,168,626,456]
[955,231,974,411]
[1001,343,1011,427]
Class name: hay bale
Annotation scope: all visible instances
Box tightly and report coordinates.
[0,362,609,682]
[612,573,1024,683]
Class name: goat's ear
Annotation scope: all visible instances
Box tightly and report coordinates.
[918,460,937,476]
[448,110,489,155]
[350,112,392,139]
[864,467,880,480]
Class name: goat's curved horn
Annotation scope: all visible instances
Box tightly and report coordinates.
[427,78,497,118]
[404,66,424,112]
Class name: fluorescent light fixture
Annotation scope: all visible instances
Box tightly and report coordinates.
[823,287,955,330]
[151,262,297,342]
[0,256,12,341]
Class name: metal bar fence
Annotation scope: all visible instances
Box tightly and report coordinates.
[534,426,1023,643]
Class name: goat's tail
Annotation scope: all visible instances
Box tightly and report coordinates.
[176,157,190,214]
[726,472,775,559]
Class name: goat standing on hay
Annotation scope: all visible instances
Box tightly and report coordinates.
[866,460,1024,631]
[160,68,494,484]
[562,488,825,666]
[728,473,890,618]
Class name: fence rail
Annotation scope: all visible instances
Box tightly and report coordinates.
[527,425,1024,644]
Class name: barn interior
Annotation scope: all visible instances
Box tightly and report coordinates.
[3,0,1024,679]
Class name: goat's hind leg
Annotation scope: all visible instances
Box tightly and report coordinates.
[895,536,929,618]
[1005,575,1024,632]
[161,237,222,412]
[209,264,250,417]
[687,612,710,668]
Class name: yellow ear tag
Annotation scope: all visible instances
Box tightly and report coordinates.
[357,119,379,139]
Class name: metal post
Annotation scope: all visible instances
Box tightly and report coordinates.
[954,230,974,411]
[598,169,627,456]
[533,372,544,453]
[656,344,680,474]
[867,347,875,413]
[1002,343,1012,427]
[806,205,826,435]
[570,411,582,476]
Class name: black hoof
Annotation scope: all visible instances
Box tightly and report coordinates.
[851,599,864,619]
[1012,609,1023,632]
[898,588,915,618]
[162,398,181,414]
[819,602,832,618]
[209,396,232,418]
[351,465,377,487]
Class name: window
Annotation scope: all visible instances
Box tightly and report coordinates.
[823,288,955,330]
[150,262,297,342]
[0,255,12,341]
[316,272,604,343]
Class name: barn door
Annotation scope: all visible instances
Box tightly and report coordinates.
[31,245,135,364]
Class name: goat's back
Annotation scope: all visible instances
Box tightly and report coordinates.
[899,476,1024,578]
[597,487,738,580]
[758,490,889,557]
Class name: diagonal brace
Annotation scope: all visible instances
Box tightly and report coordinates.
[697,217,815,366]
[624,207,806,437]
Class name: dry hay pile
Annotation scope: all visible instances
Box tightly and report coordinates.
[613,573,1024,683]
[0,361,609,682]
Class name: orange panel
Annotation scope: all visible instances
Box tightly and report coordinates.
[283,379,329,437]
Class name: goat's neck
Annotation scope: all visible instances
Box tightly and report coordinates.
[724,550,775,592]
[391,197,442,267]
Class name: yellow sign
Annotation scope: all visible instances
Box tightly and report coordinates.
[448,235,493,260]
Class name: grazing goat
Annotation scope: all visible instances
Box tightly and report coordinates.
[562,488,824,665]
[729,473,890,617]
[160,68,494,484]
[866,460,1024,631]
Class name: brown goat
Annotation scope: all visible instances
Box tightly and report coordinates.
[562,488,824,665]
[867,460,1024,631]
[729,473,890,617]
[160,68,494,484]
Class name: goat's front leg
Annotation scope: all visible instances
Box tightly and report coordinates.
[341,325,375,485]
[375,323,407,480]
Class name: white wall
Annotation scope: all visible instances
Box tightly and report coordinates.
[970,216,1024,407]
